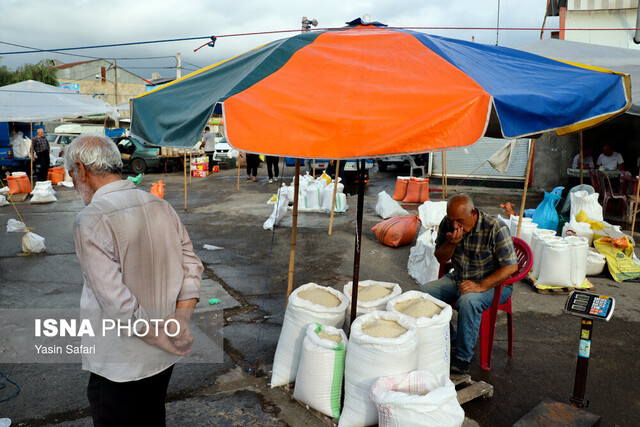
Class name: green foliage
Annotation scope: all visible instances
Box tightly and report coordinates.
[0,60,58,86]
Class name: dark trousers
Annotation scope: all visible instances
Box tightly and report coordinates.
[87,365,174,427]
[266,156,280,179]
[246,154,259,177]
[35,151,49,181]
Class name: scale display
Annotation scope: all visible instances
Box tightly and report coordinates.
[564,291,614,321]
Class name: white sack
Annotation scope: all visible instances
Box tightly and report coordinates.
[293,324,347,419]
[509,215,533,237]
[10,131,29,158]
[369,370,465,427]
[407,229,440,286]
[30,181,57,204]
[0,195,8,207]
[586,248,606,276]
[537,241,572,287]
[271,283,348,388]
[304,182,323,210]
[387,291,452,376]
[530,229,557,279]
[339,311,418,427]
[570,191,603,222]
[517,221,538,247]
[376,191,409,219]
[0,186,9,196]
[532,236,563,279]
[7,219,27,233]
[22,231,45,253]
[343,280,402,329]
[488,139,516,173]
[562,218,594,246]
[263,188,290,230]
[566,236,589,286]
[418,201,448,228]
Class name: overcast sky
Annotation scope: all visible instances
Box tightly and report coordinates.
[0,0,557,79]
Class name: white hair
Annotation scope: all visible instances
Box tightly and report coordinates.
[64,134,122,176]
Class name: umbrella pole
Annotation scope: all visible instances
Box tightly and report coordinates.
[237,153,241,192]
[29,122,33,187]
[444,151,448,198]
[350,159,366,328]
[286,160,301,304]
[328,160,340,236]
[184,150,188,211]
[312,159,316,179]
[517,138,536,237]
[579,132,584,185]
[632,168,640,235]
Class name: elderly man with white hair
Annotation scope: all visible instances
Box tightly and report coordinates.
[64,134,203,426]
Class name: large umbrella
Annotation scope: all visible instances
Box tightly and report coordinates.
[131,19,630,325]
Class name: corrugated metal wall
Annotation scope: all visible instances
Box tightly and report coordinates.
[430,137,531,181]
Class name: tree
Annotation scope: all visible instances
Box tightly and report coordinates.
[0,59,58,86]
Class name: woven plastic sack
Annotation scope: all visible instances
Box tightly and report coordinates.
[30,181,57,204]
[264,186,290,230]
[343,280,402,329]
[537,241,572,287]
[371,216,419,247]
[321,181,345,212]
[392,177,409,201]
[418,201,447,228]
[376,191,409,219]
[7,175,32,195]
[565,236,589,286]
[0,195,8,207]
[570,191,603,222]
[387,291,452,376]
[370,370,464,427]
[339,311,418,427]
[270,283,348,388]
[6,219,27,233]
[150,179,165,199]
[562,218,594,246]
[293,324,347,419]
[531,235,563,279]
[305,182,324,210]
[529,229,557,279]
[402,178,429,203]
[407,229,440,286]
[593,237,640,282]
[22,231,45,253]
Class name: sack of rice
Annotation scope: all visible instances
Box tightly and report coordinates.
[387,291,452,376]
[369,370,465,427]
[339,311,418,427]
[293,324,347,419]
[342,280,402,330]
[537,240,572,287]
[271,283,348,388]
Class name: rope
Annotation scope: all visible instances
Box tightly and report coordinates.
[0,370,20,402]
[0,176,38,256]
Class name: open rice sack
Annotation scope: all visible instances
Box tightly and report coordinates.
[270,283,348,388]
[369,370,464,427]
[293,324,348,420]
[342,280,402,330]
[386,291,452,376]
[338,311,418,427]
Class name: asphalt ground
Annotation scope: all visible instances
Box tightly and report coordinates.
[0,163,638,426]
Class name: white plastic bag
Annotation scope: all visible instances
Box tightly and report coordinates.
[293,324,347,419]
[370,370,465,427]
[0,195,8,207]
[339,311,418,427]
[22,231,45,253]
[0,186,9,196]
[586,248,606,276]
[570,191,603,222]
[343,280,402,329]
[7,219,27,233]
[387,291,452,376]
[537,241,572,287]
[30,181,57,204]
[562,218,594,246]
[407,229,440,286]
[263,187,290,230]
[271,283,348,388]
[376,191,409,219]
[418,201,448,228]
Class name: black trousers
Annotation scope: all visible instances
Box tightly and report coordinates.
[35,150,49,182]
[266,156,280,179]
[246,154,260,177]
[87,365,174,427]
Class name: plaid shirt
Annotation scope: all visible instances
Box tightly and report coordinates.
[32,135,50,153]
[436,210,517,286]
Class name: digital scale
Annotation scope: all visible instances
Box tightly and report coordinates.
[515,291,615,426]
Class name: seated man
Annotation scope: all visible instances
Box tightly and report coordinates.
[572,147,594,170]
[420,194,518,374]
[597,144,624,171]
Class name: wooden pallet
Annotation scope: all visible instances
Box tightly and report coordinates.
[451,373,494,404]
[280,374,494,425]
[526,275,596,295]
[7,193,29,202]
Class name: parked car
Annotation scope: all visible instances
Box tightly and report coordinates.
[212,137,232,161]
[114,136,163,174]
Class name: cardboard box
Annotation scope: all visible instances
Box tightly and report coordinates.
[192,170,209,178]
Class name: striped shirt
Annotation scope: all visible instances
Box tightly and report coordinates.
[436,210,517,286]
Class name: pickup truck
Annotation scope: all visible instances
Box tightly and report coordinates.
[0,122,43,172]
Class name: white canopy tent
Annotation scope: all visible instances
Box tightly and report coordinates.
[518,38,640,116]
[0,80,118,122]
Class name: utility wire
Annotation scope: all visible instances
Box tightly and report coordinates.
[0,40,177,61]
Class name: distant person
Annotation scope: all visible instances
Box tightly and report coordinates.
[596,144,624,171]
[266,156,280,183]
[572,147,594,170]
[201,126,217,171]
[246,153,260,182]
[64,134,203,426]
[32,128,50,181]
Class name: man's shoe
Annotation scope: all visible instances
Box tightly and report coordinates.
[274,177,278,182]
[450,357,470,374]
[269,179,273,183]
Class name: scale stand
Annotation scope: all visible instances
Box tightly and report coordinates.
[514,291,614,427]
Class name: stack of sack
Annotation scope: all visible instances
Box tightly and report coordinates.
[30,180,57,204]
[284,172,348,213]
[391,177,430,204]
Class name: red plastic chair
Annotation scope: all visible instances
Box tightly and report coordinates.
[597,170,627,219]
[438,236,533,370]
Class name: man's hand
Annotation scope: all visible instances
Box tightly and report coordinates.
[459,280,486,294]
[164,312,194,352]
[139,320,192,356]
[446,228,464,245]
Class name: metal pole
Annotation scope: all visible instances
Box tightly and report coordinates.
[29,122,33,186]
[496,0,501,46]
[328,160,340,235]
[570,319,593,408]
[114,59,119,128]
[184,150,187,211]
[349,159,366,328]
[286,160,301,304]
